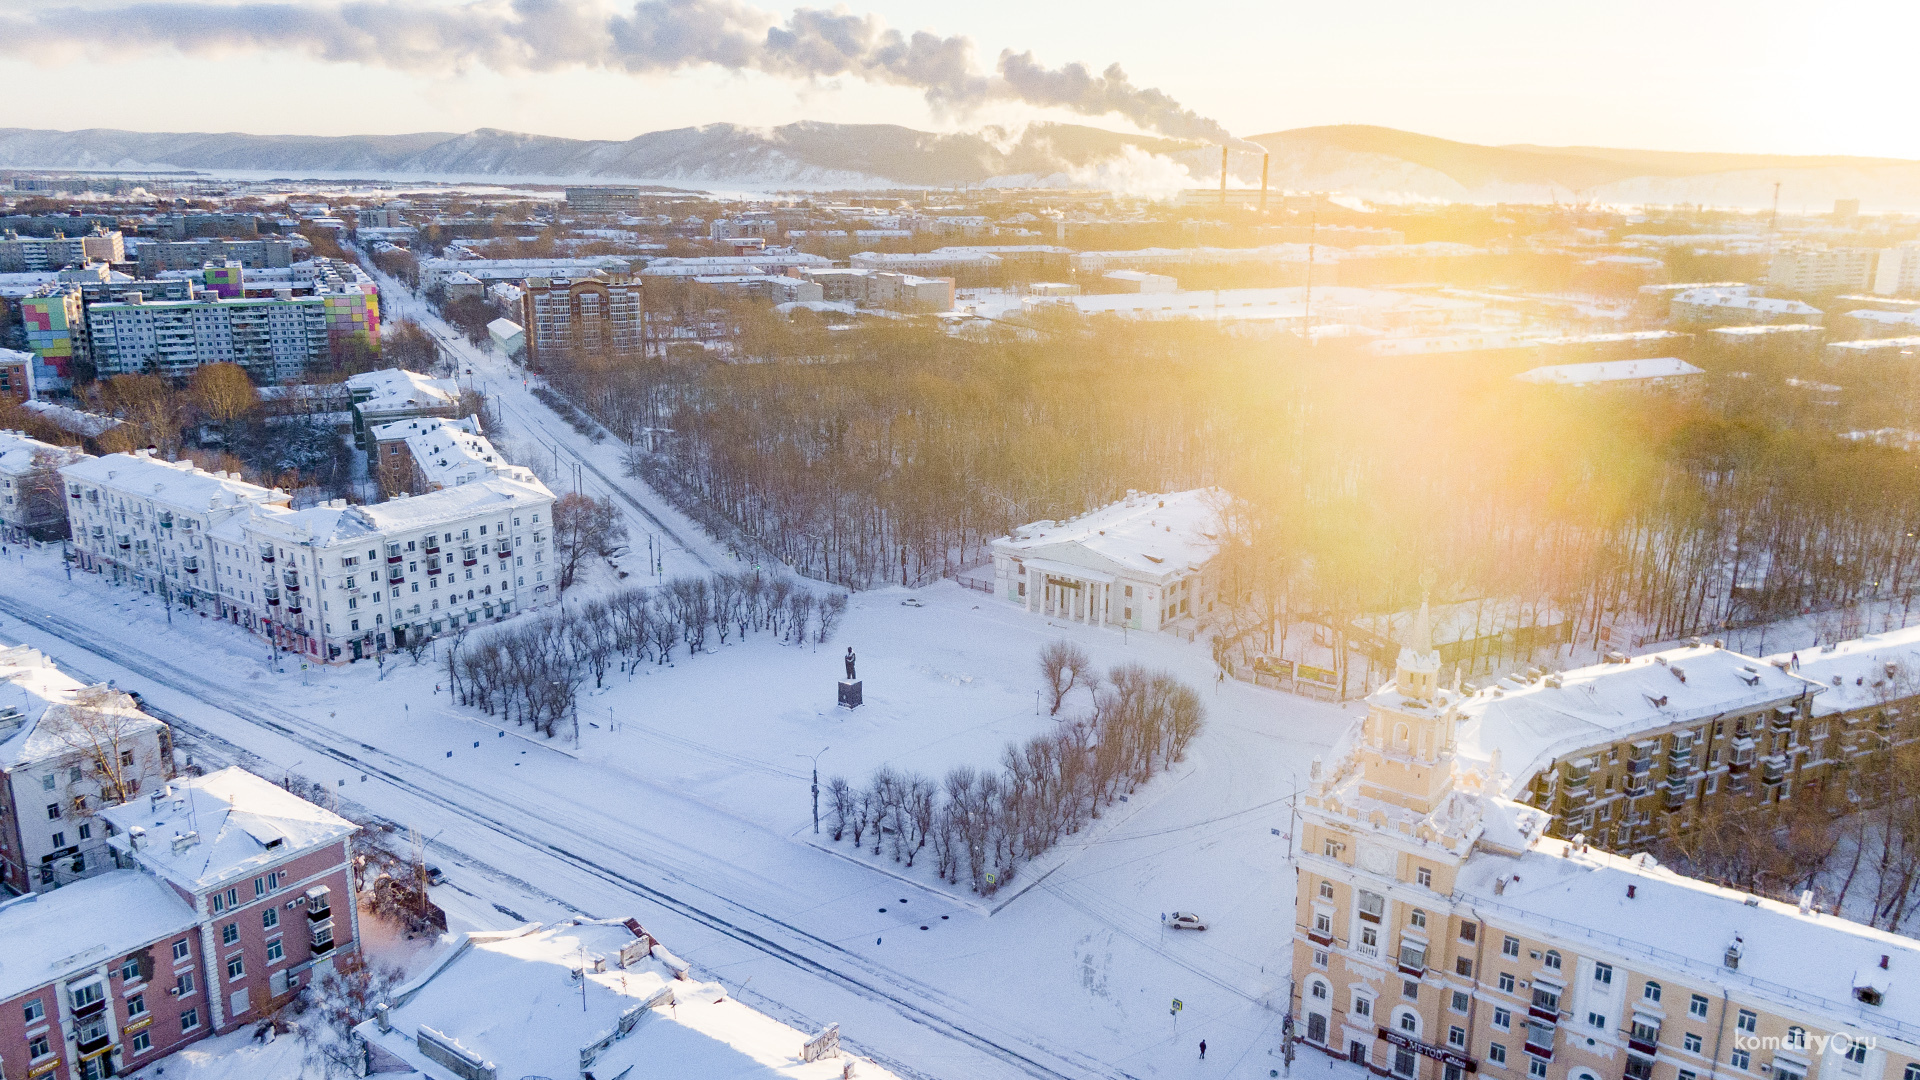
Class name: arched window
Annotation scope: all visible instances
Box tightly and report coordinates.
[1643,981,1662,1003]
[1544,949,1563,970]
[1394,723,1411,750]
[1397,1008,1420,1035]
[1785,1027,1806,1050]
[1310,979,1330,1001]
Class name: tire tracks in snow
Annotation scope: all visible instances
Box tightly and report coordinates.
[0,593,1122,1080]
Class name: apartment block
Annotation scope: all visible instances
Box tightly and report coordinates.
[370,415,520,497]
[18,289,85,389]
[1290,618,1920,1080]
[0,645,173,894]
[86,291,332,383]
[62,451,291,596]
[345,368,463,453]
[1766,247,1880,295]
[0,430,86,542]
[564,186,644,213]
[135,239,293,276]
[0,229,124,272]
[521,275,646,367]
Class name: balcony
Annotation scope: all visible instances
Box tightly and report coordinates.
[310,936,336,956]
[71,996,106,1021]
[158,512,173,529]
[1771,709,1796,732]
[424,542,440,555]
[1625,1055,1657,1080]
[497,548,511,559]
[387,572,404,586]
[1624,780,1650,798]
[183,556,199,575]
[116,535,131,550]
[1762,758,1788,786]
[461,549,478,567]
[1628,1035,1659,1057]
[1627,756,1652,777]
[1664,784,1688,811]
[76,1030,112,1055]
[258,545,275,564]
[1307,929,1335,947]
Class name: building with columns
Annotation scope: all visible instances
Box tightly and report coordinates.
[988,488,1223,633]
[1291,606,1920,1080]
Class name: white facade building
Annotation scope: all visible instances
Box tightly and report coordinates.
[61,452,290,598]
[989,489,1223,633]
[1512,358,1705,389]
[0,430,87,541]
[207,475,556,662]
[1875,242,1920,297]
[0,645,172,894]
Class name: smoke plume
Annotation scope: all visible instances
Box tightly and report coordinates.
[0,0,1235,142]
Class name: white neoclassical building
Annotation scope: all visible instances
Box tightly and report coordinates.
[988,488,1224,633]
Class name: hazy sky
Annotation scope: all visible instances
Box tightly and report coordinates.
[2,0,1914,158]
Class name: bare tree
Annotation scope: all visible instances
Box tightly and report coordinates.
[42,692,167,805]
[551,493,628,592]
[295,952,406,1079]
[1037,640,1094,716]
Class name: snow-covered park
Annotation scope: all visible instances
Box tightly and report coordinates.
[2,535,1360,1080]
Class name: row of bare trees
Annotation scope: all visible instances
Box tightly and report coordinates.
[824,645,1203,895]
[443,570,849,737]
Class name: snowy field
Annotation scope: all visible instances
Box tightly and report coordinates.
[1,537,1361,1080]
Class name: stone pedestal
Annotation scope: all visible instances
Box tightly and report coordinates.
[838,679,863,709]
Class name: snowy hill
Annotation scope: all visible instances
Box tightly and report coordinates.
[3,120,1916,208]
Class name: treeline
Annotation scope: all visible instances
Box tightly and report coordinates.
[444,570,847,737]
[541,316,1920,684]
[825,652,1203,896]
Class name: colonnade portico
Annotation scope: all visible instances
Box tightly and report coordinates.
[1023,557,1116,629]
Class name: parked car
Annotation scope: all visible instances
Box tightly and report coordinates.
[424,865,446,887]
[1169,911,1207,931]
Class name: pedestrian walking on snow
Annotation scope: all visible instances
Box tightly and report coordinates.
[1199,1040,1206,1060]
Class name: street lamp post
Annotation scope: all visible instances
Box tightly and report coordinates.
[796,746,830,834]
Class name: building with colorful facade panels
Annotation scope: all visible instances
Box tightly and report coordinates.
[18,290,83,390]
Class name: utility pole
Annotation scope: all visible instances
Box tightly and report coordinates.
[797,746,829,833]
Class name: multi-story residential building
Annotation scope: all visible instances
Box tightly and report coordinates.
[0,645,173,894]
[0,870,208,1080]
[61,451,291,596]
[19,288,85,389]
[0,228,123,273]
[0,348,33,405]
[564,186,644,213]
[208,474,556,661]
[100,767,360,1032]
[638,253,832,279]
[1767,247,1882,296]
[1875,243,1920,298]
[1670,289,1824,328]
[1291,620,1920,1080]
[0,430,87,541]
[369,415,518,497]
[135,239,293,276]
[86,291,333,383]
[416,256,633,292]
[690,274,824,304]
[345,368,463,453]
[153,212,259,240]
[522,275,646,367]
[989,489,1222,633]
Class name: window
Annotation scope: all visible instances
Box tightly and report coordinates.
[1494,1008,1512,1031]
[1358,890,1386,922]
[1690,995,1709,1018]
[1844,1042,1867,1066]
[227,955,245,980]
[1354,996,1374,1018]
[1731,1050,1751,1071]
[23,998,44,1023]
[1644,981,1662,1003]
[1314,911,1333,934]
[173,939,190,962]
[128,991,147,1016]
[1457,958,1474,977]
[1404,980,1420,1000]
[1736,1010,1756,1034]
[263,906,280,929]
[1530,1060,1549,1079]
[1594,963,1613,985]
[1397,1049,1420,1078]
[1531,987,1560,1014]
[1504,936,1521,958]
[176,972,195,995]
[255,877,266,897]
[222,923,239,945]
[1785,1027,1806,1050]
[79,823,91,840]
[1324,839,1342,857]
[1450,1026,1468,1048]
[1319,880,1335,899]
[1311,981,1329,1000]
[120,956,141,981]
[181,1007,199,1032]
[51,831,65,848]
[1411,909,1427,928]
[1490,1043,1508,1065]
[1362,926,1379,952]
[131,1029,151,1053]
[1680,1071,1697,1080]
[1314,950,1329,968]
[29,1034,50,1060]
[266,940,284,963]
[1543,950,1562,970]
[41,774,54,791]
[212,892,226,914]
[1418,866,1433,888]
[1499,972,1516,993]
[1684,1033,1703,1053]
[1461,922,1478,943]
[70,981,104,1010]
[1589,1012,1607,1030]
[47,803,60,820]
[1399,1011,1419,1034]
[1452,990,1471,1013]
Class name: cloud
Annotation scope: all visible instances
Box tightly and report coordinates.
[0,0,1233,141]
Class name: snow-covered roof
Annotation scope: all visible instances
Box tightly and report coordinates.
[0,429,85,479]
[1846,308,1920,327]
[1763,625,1920,716]
[0,870,197,1001]
[993,488,1223,579]
[100,767,356,894]
[19,400,126,438]
[0,644,159,769]
[377,415,531,489]
[1457,829,1920,1043]
[352,474,553,533]
[1673,288,1822,315]
[1528,330,1689,346]
[346,368,461,417]
[60,452,284,513]
[1827,336,1920,356]
[358,918,901,1080]
[1513,358,1703,386]
[1454,642,1820,798]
